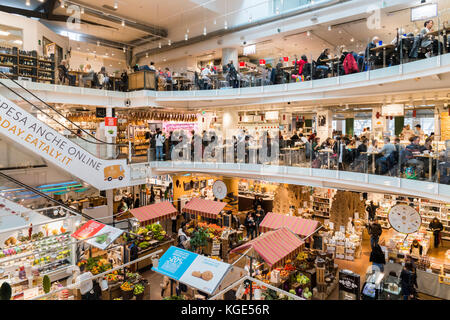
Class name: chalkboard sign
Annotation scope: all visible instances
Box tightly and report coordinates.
[96,107,115,118]
[183,182,191,191]
[193,181,199,190]
[313,234,323,251]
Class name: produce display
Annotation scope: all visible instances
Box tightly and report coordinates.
[124,223,170,251]
[77,257,112,275]
[120,281,133,292]
[133,283,144,295]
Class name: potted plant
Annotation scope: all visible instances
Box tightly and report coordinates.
[190,227,208,254]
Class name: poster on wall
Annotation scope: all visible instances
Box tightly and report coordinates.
[153,246,231,294]
[105,117,118,138]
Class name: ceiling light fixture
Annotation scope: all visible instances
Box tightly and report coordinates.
[158,42,161,48]
[114,1,118,9]
[26,0,31,6]
[145,53,148,58]
[80,7,84,14]
[213,19,216,25]
[276,8,280,15]
[186,28,190,34]
[306,30,311,37]
[224,21,228,30]
[350,37,354,42]
[248,16,252,23]
[60,1,65,8]
[328,25,331,31]
[203,27,207,36]
[123,47,126,52]
[121,20,125,27]
[168,39,171,46]
[185,33,188,41]
[97,40,100,46]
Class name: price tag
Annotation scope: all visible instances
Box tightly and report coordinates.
[23,287,39,300]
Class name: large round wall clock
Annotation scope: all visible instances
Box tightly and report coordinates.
[388,204,421,234]
[212,180,227,200]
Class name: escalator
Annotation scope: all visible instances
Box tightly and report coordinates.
[0,72,131,190]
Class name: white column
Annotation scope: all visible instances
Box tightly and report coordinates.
[222,48,238,69]
[106,189,115,225]
[434,104,442,141]
[106,107,113,159]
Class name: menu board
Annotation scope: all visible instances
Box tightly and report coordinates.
[153,246,231,294]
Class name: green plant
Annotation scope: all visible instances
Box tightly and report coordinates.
[43,275,51,294]
[0,282,12,300]
[190,227,208,252]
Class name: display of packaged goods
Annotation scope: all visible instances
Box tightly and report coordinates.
[345,255,354,261]
[335,253,345,260]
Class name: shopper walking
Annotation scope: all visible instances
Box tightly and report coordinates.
[254,205,265,236]
[244,212,256,240]
[400,261,418,300]
[367,217,382,248]
[155,129,166,161]
[177,222,190,249]
[150,186,155,204]
[428,217,444,248]
[366,200,379,221]
[369,244,386,272]
[133,194,140,209]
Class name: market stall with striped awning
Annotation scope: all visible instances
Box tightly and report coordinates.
[130,201,178,226]
[230,227,305,268]
[181,198,226,220]
[259,212,321,239]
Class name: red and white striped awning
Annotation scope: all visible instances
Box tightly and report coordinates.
[259,212,320,238]
[130,201,178,226]
[181,198,226,219]
[230,227,304,267]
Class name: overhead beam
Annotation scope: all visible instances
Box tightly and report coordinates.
[65,0,168,38]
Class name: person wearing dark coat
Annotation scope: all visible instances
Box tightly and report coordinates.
[366,201,379,221]
[428,218,444,248]
[133,194,140,209]
[367,218,383,248]
[244,212,256,240]
[400,261,418,300]
[369,244,386,272]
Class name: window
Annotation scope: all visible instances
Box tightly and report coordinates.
[354,119,372,136]
[273,0,312,14]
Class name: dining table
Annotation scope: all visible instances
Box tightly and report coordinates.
[321,56,340,76]
[281,147,301,166]
[318,148,334,169]
[370,44,396,68]
[413,152,440,181]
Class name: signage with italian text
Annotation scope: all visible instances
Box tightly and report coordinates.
[0,95,129,190]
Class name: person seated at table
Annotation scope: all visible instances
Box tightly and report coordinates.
[376,137,397,174]
[119,69,128,92]
[164,68,173,90]
[316,48,331,77]
[352,138,369,172]
[403,136,426,177]
[81,64,97,87]
[97,66,110,90]
[400,124,415,142]
[365,36,381,69]
[57,60,76,86]
[367,139,380,153]
[414,124,425,140]
[420,20,442,57]
[359,127,370,140]
[311,137,321,159]
[321,137,334,149]
[290,130,300,147]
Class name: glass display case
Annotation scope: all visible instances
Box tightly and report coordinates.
[380,274,402,300]
[361,271,384,300]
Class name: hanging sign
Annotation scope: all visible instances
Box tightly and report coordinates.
[259,59,266,65]
[105,117,117,137]
[72,220,123,250]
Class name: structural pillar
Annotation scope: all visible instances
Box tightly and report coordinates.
[434,104,442,141]
[106,189,114,226]
[221,48,238,69]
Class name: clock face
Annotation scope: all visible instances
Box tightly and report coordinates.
[388,205,421,234]
[212,180,227,200]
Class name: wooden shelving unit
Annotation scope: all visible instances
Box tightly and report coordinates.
[0,47,55,84]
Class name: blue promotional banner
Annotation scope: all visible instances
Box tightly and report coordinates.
[152,246,231,294]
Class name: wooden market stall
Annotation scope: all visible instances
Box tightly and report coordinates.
[128,202,177,269]
[182,197,226,222]
[259,212,321,239]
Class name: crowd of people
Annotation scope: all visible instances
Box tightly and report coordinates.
[55,20,447,93]
[137,124,449,184]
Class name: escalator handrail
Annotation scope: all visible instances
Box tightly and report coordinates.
[0,72,123,147]
[0,171,138,230]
